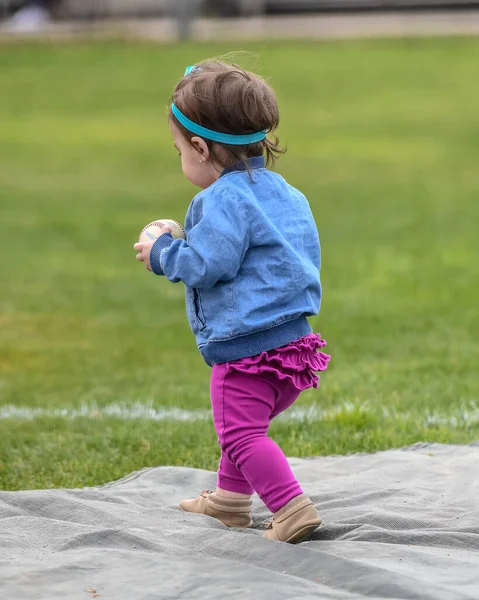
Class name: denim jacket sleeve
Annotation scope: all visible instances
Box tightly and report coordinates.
[149,186,250,289]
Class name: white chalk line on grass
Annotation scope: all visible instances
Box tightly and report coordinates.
[0,402,354,422]
[0,401,478,429]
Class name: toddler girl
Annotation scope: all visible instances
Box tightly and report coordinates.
[134,61,330,543]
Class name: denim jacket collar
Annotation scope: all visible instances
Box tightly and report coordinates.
[220,156,265,177]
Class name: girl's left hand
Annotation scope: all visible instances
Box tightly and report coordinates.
[133,241,154,271]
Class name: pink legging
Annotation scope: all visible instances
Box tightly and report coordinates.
[210,363,303,513]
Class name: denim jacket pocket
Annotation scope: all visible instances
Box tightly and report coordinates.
[192,288,206,331]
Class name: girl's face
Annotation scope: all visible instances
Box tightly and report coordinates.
[170,122,219,189]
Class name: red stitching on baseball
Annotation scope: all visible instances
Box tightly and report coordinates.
[138,220,185,241]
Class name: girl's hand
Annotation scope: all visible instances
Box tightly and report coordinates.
[133,224,173,272]
[133,240,154,271]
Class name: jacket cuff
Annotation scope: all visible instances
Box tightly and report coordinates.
[149,233,174,276]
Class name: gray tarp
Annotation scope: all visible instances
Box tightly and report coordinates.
[1,443,478,600]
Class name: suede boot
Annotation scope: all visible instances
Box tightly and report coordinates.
[180,490,253,528]
[264,494,321,543]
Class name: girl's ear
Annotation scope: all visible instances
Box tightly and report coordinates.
[190,136,210,161]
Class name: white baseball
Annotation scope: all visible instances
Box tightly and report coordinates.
[138,219,186,243]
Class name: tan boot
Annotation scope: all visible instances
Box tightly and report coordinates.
[264,494,321,543]
[179,490,253,528]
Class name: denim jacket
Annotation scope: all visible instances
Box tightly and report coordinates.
[150,156,322,366]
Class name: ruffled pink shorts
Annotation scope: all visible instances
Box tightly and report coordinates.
[225,333,330,392]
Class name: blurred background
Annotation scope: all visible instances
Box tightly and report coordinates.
[0,2,478,491]
[2,0,479,34]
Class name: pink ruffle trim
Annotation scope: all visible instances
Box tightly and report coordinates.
[225,333,331,391]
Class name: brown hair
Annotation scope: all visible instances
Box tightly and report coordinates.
[169,60,285,171]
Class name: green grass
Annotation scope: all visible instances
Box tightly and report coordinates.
[1,38,478,491]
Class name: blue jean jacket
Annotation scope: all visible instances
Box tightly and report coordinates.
[150,157,322,366]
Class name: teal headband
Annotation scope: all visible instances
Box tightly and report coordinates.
[170,65,267,146]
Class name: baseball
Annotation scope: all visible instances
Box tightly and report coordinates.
[138,219,186,243]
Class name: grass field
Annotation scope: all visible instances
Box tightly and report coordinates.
[1,38,478,491]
